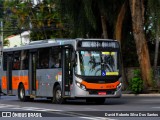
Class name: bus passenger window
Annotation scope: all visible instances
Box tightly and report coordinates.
[38,48,49,69]
[13,58,20,70]
[49,54,54,68]
[49,48,61,68]
[54,53,61,68]
[41,58,49,68]
[13,52,21,70]
[3,53,7,71]
[20,50,28,70]
[54,59,60,68]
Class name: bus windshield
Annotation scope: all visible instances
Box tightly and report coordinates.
[75,51,119,76]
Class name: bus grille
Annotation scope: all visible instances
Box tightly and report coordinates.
[88,89,115,95]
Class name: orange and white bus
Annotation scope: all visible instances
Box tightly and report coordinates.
[0,38,122,104]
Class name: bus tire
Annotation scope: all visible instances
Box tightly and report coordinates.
[18,84,27,102]
[52,85,65,104]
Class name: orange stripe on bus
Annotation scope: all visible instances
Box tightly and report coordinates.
[12,76,29,90]
[2,76,7,90]
[81,80,120,90]
[1,76,39,90]
[36,80,38,90]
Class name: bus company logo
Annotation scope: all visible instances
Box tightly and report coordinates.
[2,112,11,117]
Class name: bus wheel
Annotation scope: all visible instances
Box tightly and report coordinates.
[18,84,26,102]
[94,98,106,104]
[52,85,65,104]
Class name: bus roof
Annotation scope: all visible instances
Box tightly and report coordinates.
[3,38,118,52]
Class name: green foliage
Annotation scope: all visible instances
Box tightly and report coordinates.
[0,0,3,19]
[56,0,126,38]
[2,0,68,41]
[3,39,9,47]
[129,70,143,94]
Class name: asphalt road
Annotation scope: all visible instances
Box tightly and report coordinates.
[0,95,160,120]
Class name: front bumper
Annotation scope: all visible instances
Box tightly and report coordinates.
[73,83,122,98]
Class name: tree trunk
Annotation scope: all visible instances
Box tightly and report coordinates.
[129,0,153,88]
[114,1,128,89]
[101,16,108,39]
[115,1,127,42]
[154,25,159,81]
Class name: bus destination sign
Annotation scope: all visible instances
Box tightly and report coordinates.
[78,41,119,48]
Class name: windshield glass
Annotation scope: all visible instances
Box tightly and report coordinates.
[75,51,119,76]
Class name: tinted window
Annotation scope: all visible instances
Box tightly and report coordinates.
[20,50,29,70]
[13,52,20,70]
[38,48,49,69]
[3,52,7,71]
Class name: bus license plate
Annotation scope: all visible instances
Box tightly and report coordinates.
[98,92,106,95]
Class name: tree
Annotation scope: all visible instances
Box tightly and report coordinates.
[114,0,128,88]
[3,39,9,47]
[0,0,3,19]
[147,0,160,81]
[114,0,127,42]
[3,0,67,41]
[56,0,132,89]
[56,0,99,38]
[56,0,127,38]
[129,0,153,88]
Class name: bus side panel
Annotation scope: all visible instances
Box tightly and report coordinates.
[11,70,29,95]
[1,71,7,94]
[12,76,29,90]
[36,68,62,97]
[1,70,29,95]
[2,76,7,90]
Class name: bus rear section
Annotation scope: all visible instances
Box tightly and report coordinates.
[1,43,71,103]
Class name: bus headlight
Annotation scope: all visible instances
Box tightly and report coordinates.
[76,81,86,91]
[116,83,122,90]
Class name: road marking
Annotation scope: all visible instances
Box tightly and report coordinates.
[0,104,61,111]
[80,117,117,120]
[12,107,62,111]
[0,104,117,120]
[0,104,20,108]
[57,111,117,120]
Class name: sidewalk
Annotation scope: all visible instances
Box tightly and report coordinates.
[122,91,160,97]
[122,93,160,97]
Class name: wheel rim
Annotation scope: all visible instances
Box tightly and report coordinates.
[20,88,24,99]
[56,90,61,102]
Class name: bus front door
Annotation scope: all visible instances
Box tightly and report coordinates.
[29,51,37,96]
[6,54,12,94]
[62,46,73,97]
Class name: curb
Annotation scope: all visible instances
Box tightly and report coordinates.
[122,94,160,97]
